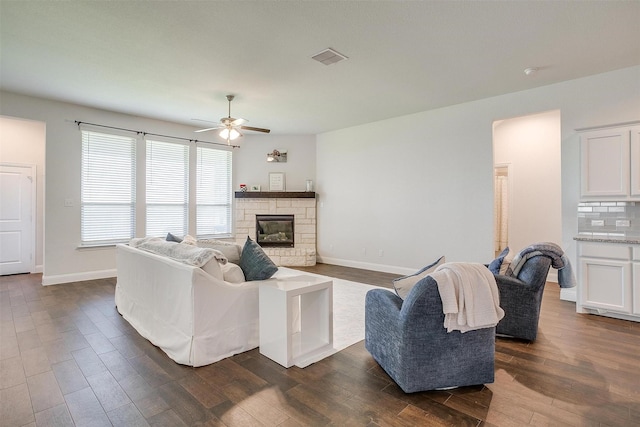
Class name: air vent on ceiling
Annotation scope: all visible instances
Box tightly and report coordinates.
[311,48,348,66]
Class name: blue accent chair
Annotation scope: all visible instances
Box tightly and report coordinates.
[365,276,496,393]
[494,255,552,341]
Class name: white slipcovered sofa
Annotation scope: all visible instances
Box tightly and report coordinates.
[115,240,291,367]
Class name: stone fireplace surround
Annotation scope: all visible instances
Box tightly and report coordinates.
[234,191,316,266]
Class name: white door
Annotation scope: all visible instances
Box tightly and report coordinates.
[0,164,35,275]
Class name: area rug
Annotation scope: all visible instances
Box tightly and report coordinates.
[277,268,389,367]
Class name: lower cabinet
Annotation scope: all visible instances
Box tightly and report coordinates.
[577,241,639,321]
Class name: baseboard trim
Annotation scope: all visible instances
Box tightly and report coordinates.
[560,287,577,302]
[316,256,416,276]
[33,264,43,274]
[42,269,117,286]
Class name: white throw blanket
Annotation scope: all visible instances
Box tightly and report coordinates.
[134,238,228,267]
[430,262,504,333]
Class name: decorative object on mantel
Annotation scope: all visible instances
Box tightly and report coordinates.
[239,184,247,192]
[250,185,261,191]
[306,179,314,192]
[269,172,286,191]
[267,149,287,162]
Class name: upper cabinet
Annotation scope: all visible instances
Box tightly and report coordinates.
[579,122,640,200]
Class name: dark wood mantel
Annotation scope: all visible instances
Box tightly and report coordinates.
[234,191,316,199]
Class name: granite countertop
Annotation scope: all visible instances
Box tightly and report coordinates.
[574,235,640,245]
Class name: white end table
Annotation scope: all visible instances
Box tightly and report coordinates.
[259,275,333,368]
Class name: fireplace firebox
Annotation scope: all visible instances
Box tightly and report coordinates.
[256,215,294,248]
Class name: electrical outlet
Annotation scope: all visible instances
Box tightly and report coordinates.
[361,248,367,255]
[64,198,73,207]
[591,220,605,227]
[378,249,384,257]
[329,244,334,251]
[616,220,631,227]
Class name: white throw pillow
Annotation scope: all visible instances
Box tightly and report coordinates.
[181,234,198,246]
[499,255,514,275]
[221,262,246,283]
[197,239,242,264]
[392,256,445,300]
[201,258,223,280]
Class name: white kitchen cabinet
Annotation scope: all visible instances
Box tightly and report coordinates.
[634,246,640,315]
[631,126,640,197]
[577,240,638,322]
[579,123,640,200]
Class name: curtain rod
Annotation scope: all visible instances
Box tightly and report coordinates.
[73,120,239,148]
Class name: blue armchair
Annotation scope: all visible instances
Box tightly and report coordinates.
[494,254,552,341]
[365,276,495,393]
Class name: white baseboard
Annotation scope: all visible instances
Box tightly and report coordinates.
[560,287,577,302]
[316,256,415,276]
[42,269,117,286]
[33,264,43,274]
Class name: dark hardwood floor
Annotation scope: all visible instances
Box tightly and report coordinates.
[1,265,639,426]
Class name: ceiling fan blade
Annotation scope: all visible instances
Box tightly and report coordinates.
[194,126,222,133]
[231,118,247,126]
[240,125,271,134]
[191,118,218,124]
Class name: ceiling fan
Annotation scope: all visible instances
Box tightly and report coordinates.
[194,95,270,145]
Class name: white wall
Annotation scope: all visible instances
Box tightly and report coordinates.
[493,110,562,255]
[0,91,315,284]
[0,116,46,271]
[316,66,640,275]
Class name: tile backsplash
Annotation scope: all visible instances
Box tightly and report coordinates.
[578,202,640,237]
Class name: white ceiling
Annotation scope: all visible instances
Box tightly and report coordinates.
[1,1,639,135]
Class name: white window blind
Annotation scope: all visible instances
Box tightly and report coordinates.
[196,145,232,237]
[146,139,189,237]
[81,130,136,245]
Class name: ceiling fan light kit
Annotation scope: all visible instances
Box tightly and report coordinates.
[194,94,271,145]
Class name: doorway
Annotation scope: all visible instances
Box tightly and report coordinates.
[0,163,36,275]
[492,110,562,257]
[494,165,510,255]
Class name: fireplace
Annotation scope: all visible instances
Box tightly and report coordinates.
[256,214,294,248]
[235,192,316,266]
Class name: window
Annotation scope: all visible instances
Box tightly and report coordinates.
[80,129,233,244]
[81,130,136,245]
[196,145,232,237]
[146,139,189,237]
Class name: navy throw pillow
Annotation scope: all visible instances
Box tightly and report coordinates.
[239,237,278,281]
[166,232,183,243]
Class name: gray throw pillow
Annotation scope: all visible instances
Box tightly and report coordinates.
[238,237,278,281]
[392,256,445,299]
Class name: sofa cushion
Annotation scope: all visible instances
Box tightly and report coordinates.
[488,247,510,275]
[392,256,445,299]
[239,237,278,281]
[197,239,242,264]
[201,258,224,280]
[221,263,246,283]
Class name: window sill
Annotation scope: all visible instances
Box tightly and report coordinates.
[76,243,119,250]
